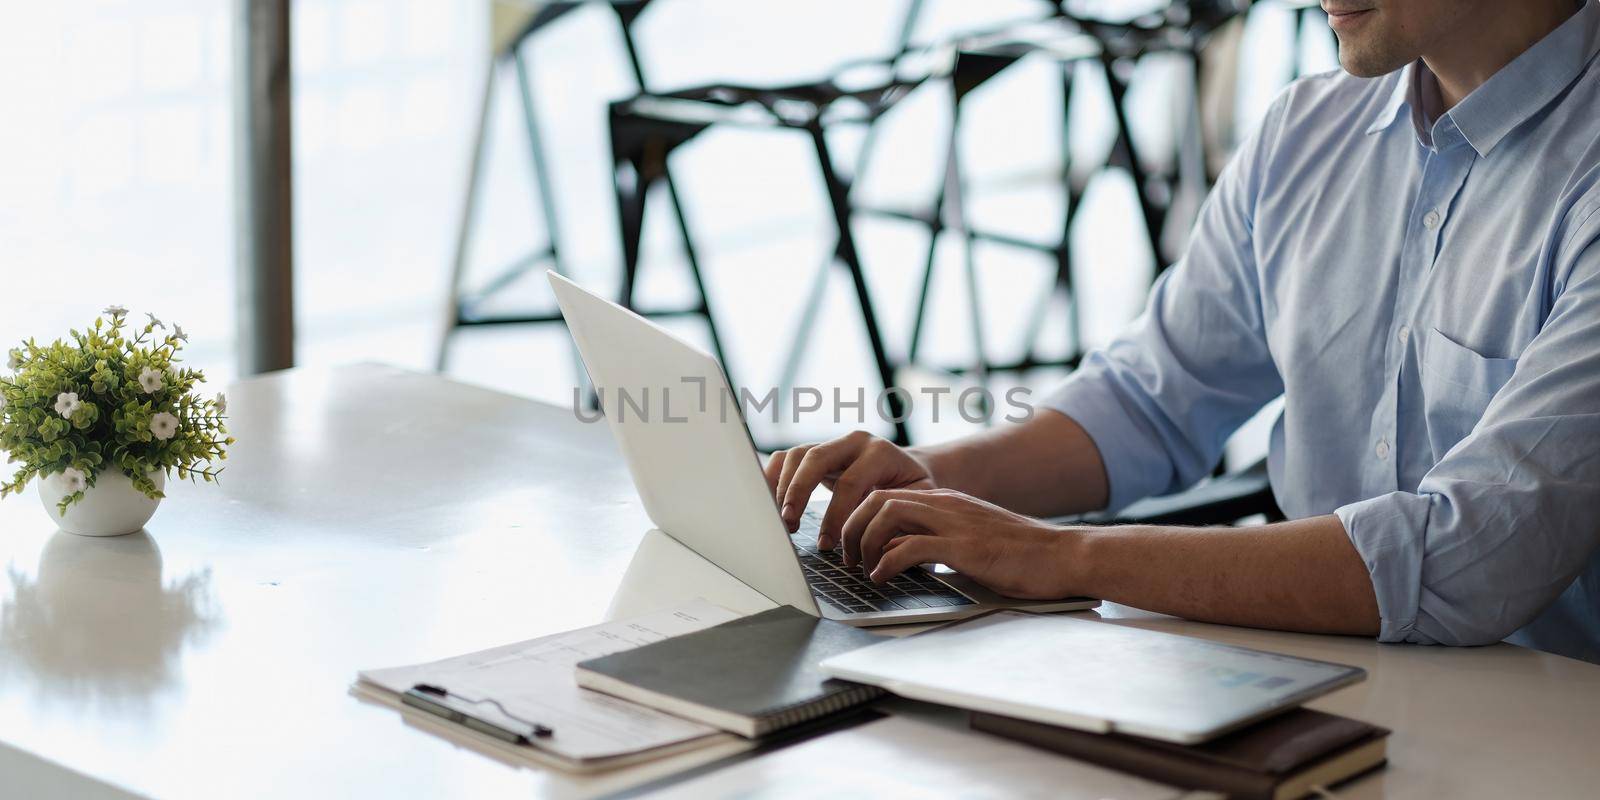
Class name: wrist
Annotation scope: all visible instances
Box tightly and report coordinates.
[1054,524,1102,597]
[907,444,957,490]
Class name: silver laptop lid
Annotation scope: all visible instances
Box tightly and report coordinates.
[548,272,818,615]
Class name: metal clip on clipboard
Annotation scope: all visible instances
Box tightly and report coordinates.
[401,683,555,745]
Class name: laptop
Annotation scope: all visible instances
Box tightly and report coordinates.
[549,272,1098,626]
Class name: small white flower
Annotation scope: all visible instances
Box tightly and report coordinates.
[146,312,164,329]
[172,324,188,342]
[60,467,88,493]
[215,393,228,414]
[54,392,81,419]
[6,350,20,370]
[150,411,180,441]
[103,305,129,318]
[138,366,165,394]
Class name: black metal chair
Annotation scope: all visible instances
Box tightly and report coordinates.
[605,1,945,446]
[1043,455,1283,529]
[606,2,1252,448]
[1102,457,1282,525]
[876,1,1250,386]
[437,0,733,387]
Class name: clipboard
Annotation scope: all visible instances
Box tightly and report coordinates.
[401,683,553,745]
[354,600,748,770]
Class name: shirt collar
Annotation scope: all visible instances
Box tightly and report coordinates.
[1365,0,1600,156]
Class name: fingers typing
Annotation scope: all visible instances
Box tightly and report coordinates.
[842,488,922,567]
[818,460,876,550]
[763,449,787,497]
[870,535,950,583]
[773,445,812,530]
[780,442,845,529]
[859,497,938,572]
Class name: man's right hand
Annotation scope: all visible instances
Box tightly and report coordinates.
[763,430,937,550]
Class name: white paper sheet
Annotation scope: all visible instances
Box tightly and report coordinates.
[358,599,743,763]
[639,716,1206,800]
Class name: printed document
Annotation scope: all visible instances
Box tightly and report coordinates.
[356,600,743,766]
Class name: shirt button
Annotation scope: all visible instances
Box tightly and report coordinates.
[1423,209,1442,229]
[1375,438,1391,461]
[1397,325,1410,345]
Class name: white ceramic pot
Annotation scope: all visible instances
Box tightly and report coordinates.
[38,469,166,537]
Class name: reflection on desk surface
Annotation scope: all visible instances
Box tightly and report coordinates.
[0,530,220,710]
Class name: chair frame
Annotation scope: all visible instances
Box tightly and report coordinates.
[437,1,734,390]
[605,0,934,445]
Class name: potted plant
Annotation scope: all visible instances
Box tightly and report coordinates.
[0,307,233,537]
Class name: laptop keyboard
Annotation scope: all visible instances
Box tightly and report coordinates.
[791,509,975,614]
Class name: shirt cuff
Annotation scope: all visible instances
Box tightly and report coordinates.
[1334,491,1430,642]
[1042,358,1173,515]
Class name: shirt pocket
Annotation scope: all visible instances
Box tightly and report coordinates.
[1418,327,1519,457]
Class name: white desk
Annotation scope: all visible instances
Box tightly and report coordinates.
[2,365,1597,798]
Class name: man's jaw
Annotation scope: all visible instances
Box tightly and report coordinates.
[1325,1,1404,77]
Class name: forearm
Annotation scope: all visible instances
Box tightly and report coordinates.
[912,409,1109,518]
[1068,515,1380,636]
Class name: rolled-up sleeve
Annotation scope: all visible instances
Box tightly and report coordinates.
[1336,208,1600,646]
[1045,96,1289,513]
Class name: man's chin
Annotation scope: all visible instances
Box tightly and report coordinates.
[1337,45,1411,78]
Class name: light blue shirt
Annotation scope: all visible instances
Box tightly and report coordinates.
[1047,1,1600,662]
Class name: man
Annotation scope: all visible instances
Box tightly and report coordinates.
[766,0,1600,663]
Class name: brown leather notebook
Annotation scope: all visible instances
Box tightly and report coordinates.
[972,708,1389,800]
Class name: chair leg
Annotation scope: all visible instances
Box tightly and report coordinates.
[1170,49,1210,257]
[513,48,567,275]
[905,212,941,366]
[438,62,498,373]
[512,46,598,396]
[917,47,1020,378]
[609,5,736,393]
[808,124,909,445]
[913,68,988,399]
[660,165,737,387]
[611,140,647,312]
[775,255,833,412]
[777,51,911,415]
[609,117,739,395]
[944,106,990,395]
[1026,65,1083,367]
[905,131,948,367]
[1101,55,1168,271]
[1292,6,1308,79]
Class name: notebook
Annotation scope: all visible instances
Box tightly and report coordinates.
[973,708,1389,800]
[819,610,1366,744]
[575,606,886,738]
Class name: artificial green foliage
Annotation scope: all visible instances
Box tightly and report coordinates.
[0,309,233,514]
